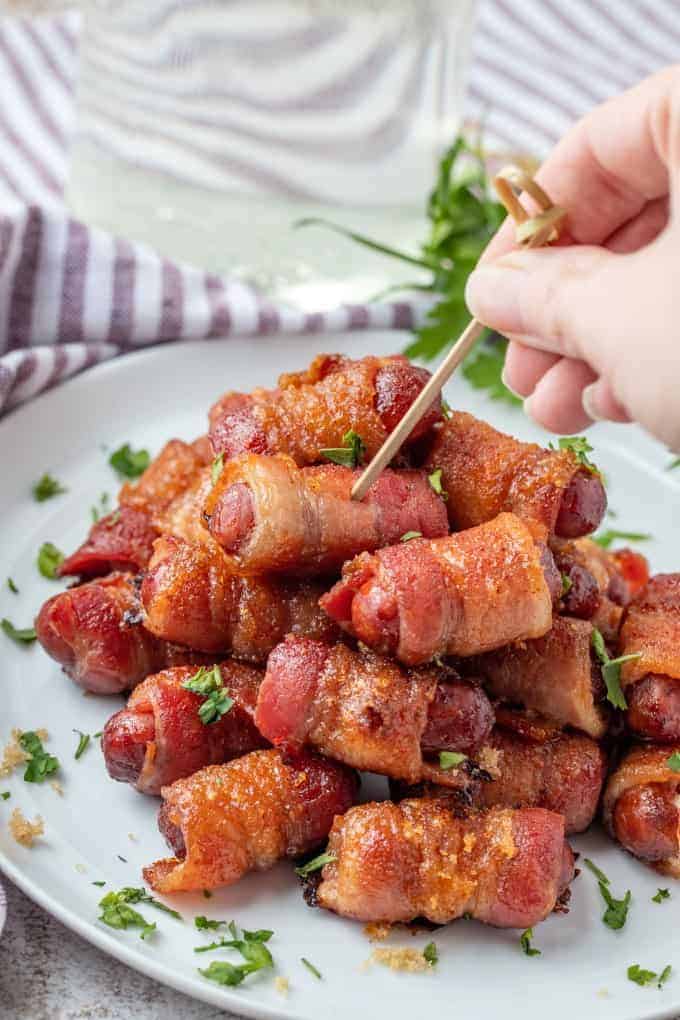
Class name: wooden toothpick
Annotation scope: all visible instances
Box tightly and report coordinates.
[350,165,566,501]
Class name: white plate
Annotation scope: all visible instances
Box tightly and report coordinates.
[1,334,679,1020]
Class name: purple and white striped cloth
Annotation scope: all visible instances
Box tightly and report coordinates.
[0,1,674,416]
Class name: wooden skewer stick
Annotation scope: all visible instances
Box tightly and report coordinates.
[350,164,566,501]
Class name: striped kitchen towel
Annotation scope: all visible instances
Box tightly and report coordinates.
[0,0,675,416]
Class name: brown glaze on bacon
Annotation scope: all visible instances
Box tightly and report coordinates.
[58,439,210,578]
[143,749,358,893]
[256,637,494,784]
[209,354,441,463]
[618,575,680,742]
[35,572,210,694]
[471,616,608,739]
[102,662,267,794]
[321,513,556,665]
[141,536,338,658]
[316,799,574,927]
[603,745,680,876]
[205,454,448,575]
[423,412,606,538]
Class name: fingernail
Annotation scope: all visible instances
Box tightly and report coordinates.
[581,383,604,422]
[501,365,523,399]
[464,261,526,330]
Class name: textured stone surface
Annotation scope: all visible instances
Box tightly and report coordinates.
[0,879,243,1020]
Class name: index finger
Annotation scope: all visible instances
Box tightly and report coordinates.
[482,66,676,264]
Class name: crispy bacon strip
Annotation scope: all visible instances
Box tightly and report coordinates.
[321,513,558,665]
[618,575,680,742]
[423,412,606,538]
[471,616,608,739]
[205,454,448,575]
[102,662,267,794]
[144,749,358,893]
[58,439,210,577]
[603,745,680,877]
[35,573,210,694]
[141,536,338,657]
[316,800,574,927]
[256,637,494,784]
[209,353,441,463]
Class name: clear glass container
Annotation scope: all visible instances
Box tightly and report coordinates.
[65,0,477,307]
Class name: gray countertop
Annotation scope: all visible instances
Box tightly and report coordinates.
[0,879,240,1020]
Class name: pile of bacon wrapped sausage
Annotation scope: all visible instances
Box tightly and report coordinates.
[35,352,680,934]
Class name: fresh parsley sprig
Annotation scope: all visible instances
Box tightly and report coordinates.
[98,886,181,940]
[19,731,59,783]
[550,436,600,475]
[197,923,274,987]
[628,963,672,989]
[182,665,234,725]
[109,444,150,479]
[584,859,631,931]
[591,628,640,710]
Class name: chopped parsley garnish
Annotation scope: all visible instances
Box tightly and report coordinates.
[7,578,18,594]
[423,942,438,966]
[73,730,91,760]
[658,964,672,988]
[32,473,67,502]
[91,492,111,523]
[666,753,680,773]
[98,886,181,939]
[19,731,59,783]
[211,453,224,486]
[301,957,322,979]
[195,915,226,931]
[109,444,150,479]
[441,397,452,420]
[652,888,670,904]
[320,429,366,469]
[520,928,541,957]
[37,541,64,579]
[560,573,573,597]
[400,531,422,543]
[427,468,448,500]
[439,751,467,770]
[92,880,106,887]
[1,791,10,800]
[627,963,672,989]
[197,924,274,987]
[584,858,631,930]
[667,457,680,471]
[295,851,336,877]
[593,529,651,550]
[591,628,640,710]
[181,665,234,725]
[1,619,37,644]
[550,436,599,474]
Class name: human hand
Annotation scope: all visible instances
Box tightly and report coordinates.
[464,67,680,452]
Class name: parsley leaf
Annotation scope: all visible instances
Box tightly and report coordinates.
[1,791,10,800]
[211,453,224,486]
[32,473,67,502]
[593,529,651,550]
[423,942,438,966]
[551,436,599,474]
[583,859,631,930]
[583,859,610,885]
[37,541,64,580]
[295,851,336,877]
[628,964,657,987]
[520,928,541,957]
[652,888,670,904]
[320,429,366,469]
[197,924,274,987]
[301,957,322,979]
[1,619,37,644]
[109,444,150,479]
[7,578,18,595]
[19,731,59,783]
[658,964,672,988]
[461,337,521,406]
[98,887,181,939]
[195,915,226,931]
[73,730,91,760]
[427,468,448,499]
[666,753,680,773]
[181,665,234,725]
[560,573,573,597]
[439,751,467,770]
[400,531,422,543]
[591,628,640,710]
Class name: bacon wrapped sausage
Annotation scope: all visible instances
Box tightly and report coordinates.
[617,575,680,742]
[423,411,606,538]
[102,662,267,794]
[141,536,338,656]
[603,745,680,876]
[58,438,210,578]
[144,749,358,893]
[321,513,559,665]
[209,353,441,463]
[35,572,211,694]
[471,616,608,739]
[205,454,448,575]
[315,800,574,927]
[256,637,494,785]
